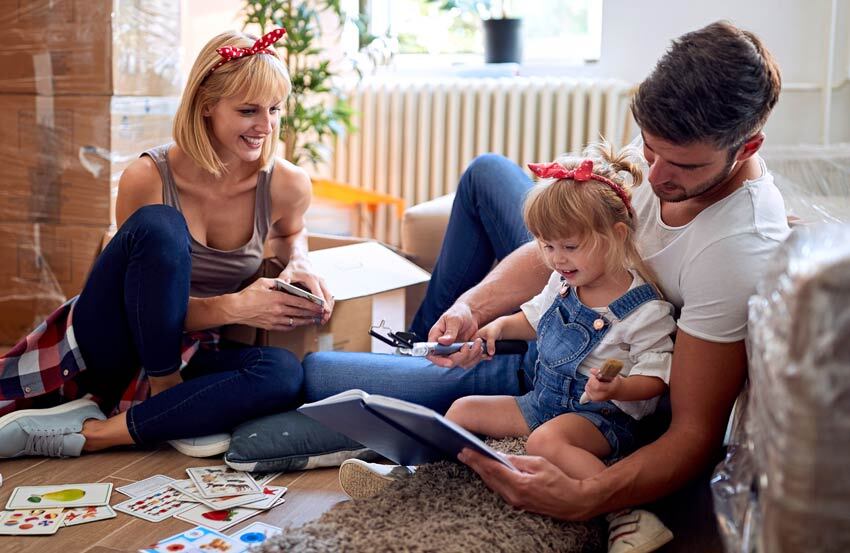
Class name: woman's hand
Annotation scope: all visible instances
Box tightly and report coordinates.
[277,265,334,325]
[584,368,623,402]
[229,277,326,331]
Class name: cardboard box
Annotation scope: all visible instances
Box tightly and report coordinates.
[0,0,180,95]
[0,95,178,227]
[224,237,431,359]
[0,222,106,344]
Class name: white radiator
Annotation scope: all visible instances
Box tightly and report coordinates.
[331,77,635,244]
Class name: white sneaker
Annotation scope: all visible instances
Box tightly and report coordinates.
[607,509,674,553]
[168,433,231,458]
[0,398,105,458]
[338,459,415,500]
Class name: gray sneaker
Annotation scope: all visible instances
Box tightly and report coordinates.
[0,398,105,458]
[168,433,232,458]
[338,459,416,500]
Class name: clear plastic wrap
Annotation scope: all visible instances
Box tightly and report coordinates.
[0,0,180,95]
[712,144,850,552]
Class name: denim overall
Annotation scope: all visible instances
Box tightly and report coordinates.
[515,281,662,458]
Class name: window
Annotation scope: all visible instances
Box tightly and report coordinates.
[364,0,602,67]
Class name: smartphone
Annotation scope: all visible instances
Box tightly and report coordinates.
[274,279,325,307]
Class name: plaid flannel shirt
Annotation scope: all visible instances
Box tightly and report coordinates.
[0,297,219,417]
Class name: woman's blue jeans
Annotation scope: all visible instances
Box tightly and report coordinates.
[72,205,303,445]
[304,154,536,411]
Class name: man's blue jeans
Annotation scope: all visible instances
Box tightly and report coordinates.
[304,154,536,411]
[72,205,304,445]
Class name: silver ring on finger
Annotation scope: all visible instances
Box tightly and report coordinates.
[289,317,294,326]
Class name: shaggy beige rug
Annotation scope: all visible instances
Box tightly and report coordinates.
[259,438,605,552]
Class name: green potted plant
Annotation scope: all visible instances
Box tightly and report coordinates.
[427,0,521,63]
[242,0,357,167]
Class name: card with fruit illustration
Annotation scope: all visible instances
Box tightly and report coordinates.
[5,483,112,510]
[175,504,260,531]
[113,484,194,522]
[0,508,66,535]
[62,505,117,526]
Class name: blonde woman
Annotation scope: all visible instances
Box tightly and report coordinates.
[0,29,332,459]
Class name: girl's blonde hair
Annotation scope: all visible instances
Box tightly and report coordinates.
[524,141,659,286]
[173,31,291,177]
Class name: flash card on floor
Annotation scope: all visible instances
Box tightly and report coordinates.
[186,466,261,498]
[6,483,112,510]
[0,508,65,535]
[113,484,194,522]
[116,475,176,498]
[229,521,283,545]
[249,472,282,487]
[62,505,117,526]
[169,479,264,510]
[241,486,286,510]
[175,504,260,532]
[140,525,247,553]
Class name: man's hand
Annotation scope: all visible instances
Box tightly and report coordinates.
[458,448,599,521]
[426,302,480,367]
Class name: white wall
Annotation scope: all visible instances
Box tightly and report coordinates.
[549,0,850,146]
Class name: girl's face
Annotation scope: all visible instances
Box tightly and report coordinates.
[539,235,608,289]
[205,96,281,166]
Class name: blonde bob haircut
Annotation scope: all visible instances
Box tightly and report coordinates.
[524,141,659,287]
[173,31,291,178]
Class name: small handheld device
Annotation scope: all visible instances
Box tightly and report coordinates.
[274,279,325,307]
[369,321,528,357]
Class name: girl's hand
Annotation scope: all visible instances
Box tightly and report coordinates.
[451,320,503,369]
[584,368,623,402]
[277,266,335,325]
[230,278,326,331]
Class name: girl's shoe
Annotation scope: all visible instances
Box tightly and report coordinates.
[338,459,415,499]
[607,509,674,553]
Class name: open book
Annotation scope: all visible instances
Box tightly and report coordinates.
[298,389,517,470]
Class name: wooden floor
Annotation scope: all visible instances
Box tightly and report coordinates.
[0,447,347,552]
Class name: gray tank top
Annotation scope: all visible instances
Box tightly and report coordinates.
[142,144,273,298]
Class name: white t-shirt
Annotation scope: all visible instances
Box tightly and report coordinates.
[631,158,790,343]
[521,271,675,419]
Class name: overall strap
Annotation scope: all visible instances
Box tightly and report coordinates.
[608,283,661,320]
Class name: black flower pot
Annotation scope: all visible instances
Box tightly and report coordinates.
[482,17,522,64]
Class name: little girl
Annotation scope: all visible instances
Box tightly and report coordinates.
[446,142,676,553]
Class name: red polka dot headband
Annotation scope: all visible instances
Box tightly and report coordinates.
[527,159,634,218]
[208,28,286,74]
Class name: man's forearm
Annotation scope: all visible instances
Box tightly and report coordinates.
[457,242,550,325]
[580,425,718,517]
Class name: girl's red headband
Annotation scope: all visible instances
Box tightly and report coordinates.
[527,159,634,218]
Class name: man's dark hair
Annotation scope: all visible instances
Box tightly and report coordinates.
[631,21,782,150]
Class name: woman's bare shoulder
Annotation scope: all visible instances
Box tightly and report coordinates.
[116,155,163,225]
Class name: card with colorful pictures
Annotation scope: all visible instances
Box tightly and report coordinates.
[113,484,195,522]
[248,472,282,487]
[185,466,261,499]
[5,483,112,510]
[116,475,176,498]
[0,508,66,535]
[139,525,247,553]
[229,521,283,546]
[169,480,264,510]
[241,486,287,510]
[174,504,260,532]
[62,505,117,526]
